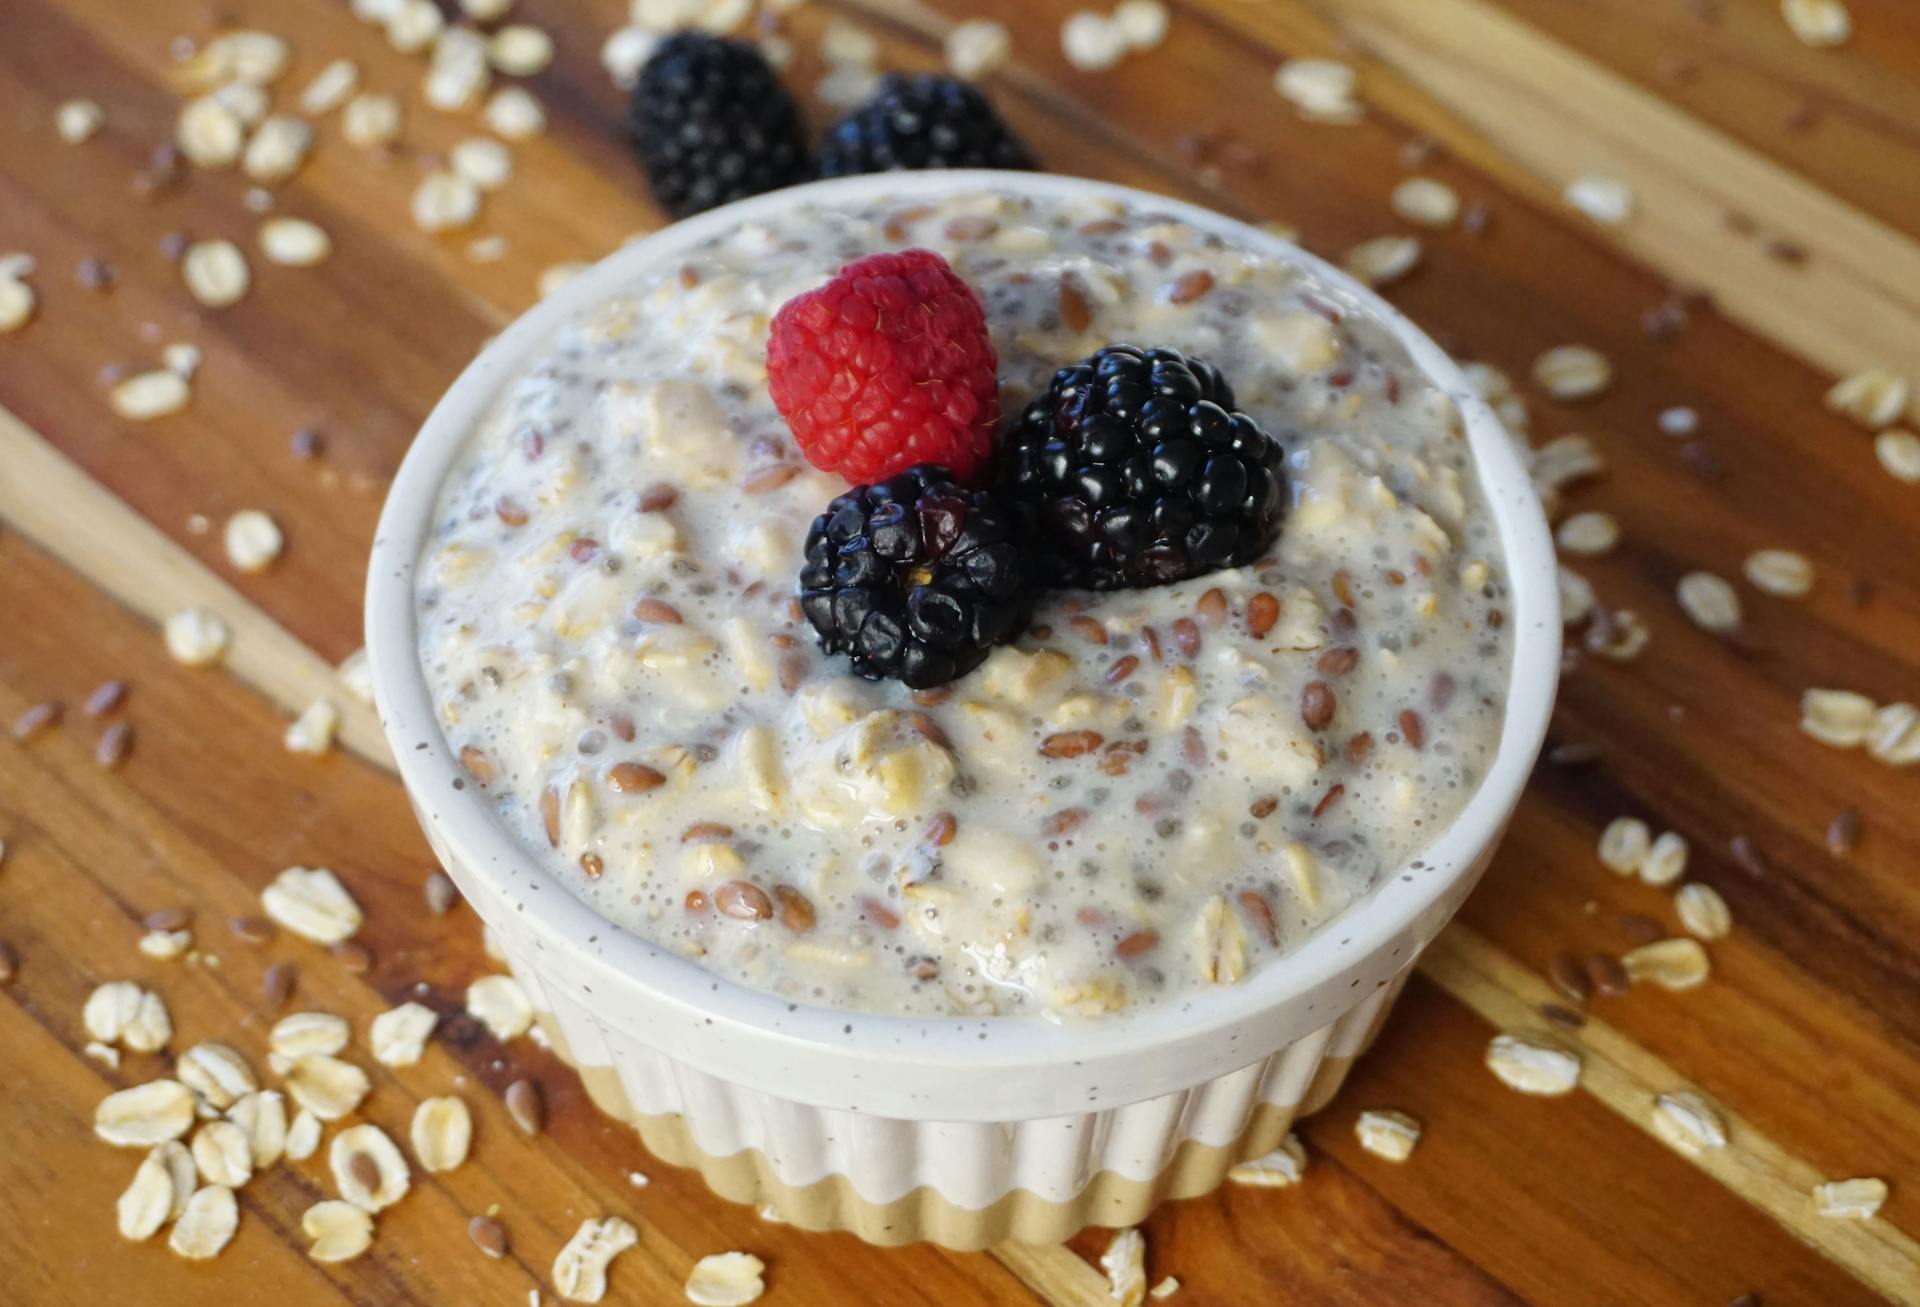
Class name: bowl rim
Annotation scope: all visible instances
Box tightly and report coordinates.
[366,169,1559,1108]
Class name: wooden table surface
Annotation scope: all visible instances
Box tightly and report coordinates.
[2,1,1916,1303]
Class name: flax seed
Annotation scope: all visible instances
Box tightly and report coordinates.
[85,680,128,716]
[774,885,816,933]
[95,722,133,768]
[633,598,682,623]
[229,915,275,945]
[504,1078,544,1135]
[1827,808,1861,855]
[468,1215,509,1259]
[714,880,773,921]
[1316,647,1358,676]
[1247,592,1280,638]
[1585,953,1630,997]
[11,701,62,741]
[262,961,297,1009]
[1619,913,1664,944]
[1105,655,1141,684]
[1546,951,1590,1002]
[1167,269,1215,303]
[1170,617,1201,658]
[1238,889,1279,945]
[605,762,665,794]
[742,464,801,494]
[1398,710,1425,749]
[1300,682,1337,731]
[1044,808,1090,837]
[1059,277,1091,332]
[922,812,957,846]
[1196,587,1228,626]
[144,907,192,932]
[1040,730,1104,758]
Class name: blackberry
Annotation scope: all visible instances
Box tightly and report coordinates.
[998,345,1287,590]
[628,33,811,219]
[798,466,1032,688]
[819,74,1036,177]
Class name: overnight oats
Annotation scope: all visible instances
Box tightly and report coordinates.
[414,187,1514,1020]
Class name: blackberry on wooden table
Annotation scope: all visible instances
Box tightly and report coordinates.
[628,33,811,218]
[998,344,1288,590]
[819,74,1036,176]
[798,465,1032,688]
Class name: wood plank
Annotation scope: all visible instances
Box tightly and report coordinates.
[1486,0,1920,240]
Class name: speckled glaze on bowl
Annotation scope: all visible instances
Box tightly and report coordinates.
[366,171,1559,1248]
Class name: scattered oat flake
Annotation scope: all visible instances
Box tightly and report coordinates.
[1228,1136,1305,1189]
[182,239,250,308]
[1813,1176,1886,1219]
[1651,1090,1728,1155]
[1354,1108,1421,1162]
[300,59,360,115]
[1825,368,1908,429]
[554,1217,641,1303]
[1533,345,1613,401]
[224,509,284,571]
[0,273,34,333]
[243,115,313,184]
[176,96,245,167]
[1115,0,1171,50]
[1675,882,1732,940]
[1486,1033,1581,1096]
[260,217,331,267]
[1782,0,1851,48]
[1875,430,1920,483]
[58,98,105,143]
[1743,548,1813,597]
[1391,177,1459,228]
[304,1200,373,1262]
[331,1123,411,1212]
[491,25,554,75]
[285,1108,322,1160]
[270,1010,349,1064]
[412,1095,472,1173]
[1640,831,1690,887]
[168,1185,238,1260]
[467,973,535,1040]
[337,648,376,703]
[1597,815,1650,875]
[1866,702,1920,766]
[1342,235,1421,287]
[414,171,482,232]
[342,93,402,147]
[1800,687,1878,748]
[1676,571,1741,633]
[1556,511,1619,556]
[97,1079,196,1147]
[1657,405,1699,436]
[1100,1227,1148,1307]
[177,1041,256,1109]
[602,27,662,89]
[945,19,1011,78]
[285,700,341,756]
[1149,1278,1181,1301]
[263,866,362,942]
[1622,937,1711,990]
[85,980,172,1051]
[286,1054,371,1121]
[486,86,546,139]
[118,1146,181,1240]
[371,1000,438,1067]
[1565,175,1634,225]
[112,370,191,421]
[1275,58,1362,122]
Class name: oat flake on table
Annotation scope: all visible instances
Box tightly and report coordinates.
[303,1200,374,1262]
[1876,430,1920,483]
[1100,1227,1149,1307]
[1782,0,1852,48]
[945,19,1011,79]
[1564,175,1634,225]
[1486,1033,1581,1096]
[1651,1090,1728,1155]
[1354,1108,1421,1161]
[1824,368,1908,429]
[553,1217,641,1303]
[1341,234,1421,286]
[112,370,191,421]
[1226,1133,1308,1186]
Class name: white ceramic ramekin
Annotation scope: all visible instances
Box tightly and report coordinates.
[367,171,1559,1249]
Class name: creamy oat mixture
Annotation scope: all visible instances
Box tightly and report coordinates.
[416,188,1512,1018]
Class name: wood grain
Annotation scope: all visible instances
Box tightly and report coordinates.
[1,0,1917,1303]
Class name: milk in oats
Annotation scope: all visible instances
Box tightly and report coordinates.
[416,188,1513,1017]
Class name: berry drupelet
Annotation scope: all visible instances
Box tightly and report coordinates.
[628,33,811,218]
[798,466,1032,688]
[998,345,1288,590]
[818,74,1037,177]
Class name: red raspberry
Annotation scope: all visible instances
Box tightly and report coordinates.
[767,248,1000,485]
